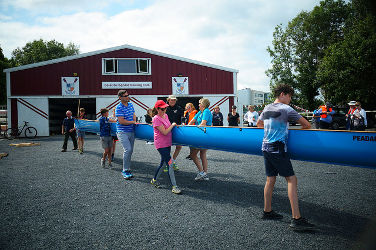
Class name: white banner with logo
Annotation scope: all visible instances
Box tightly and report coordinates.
[102,82,152,89]
[172,77,189,95]
[62,77,79,96]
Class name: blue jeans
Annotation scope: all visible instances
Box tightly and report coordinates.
[117,132,135,172]
[154,147,177,187]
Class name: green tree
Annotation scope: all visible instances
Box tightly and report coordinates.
[266,0,351,110]
[317,15,376,109]
[0,46,11,105]
[11,39,79,66]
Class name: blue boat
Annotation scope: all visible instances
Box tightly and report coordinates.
[74,119,376,168]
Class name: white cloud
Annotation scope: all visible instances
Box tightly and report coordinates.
[0,0,321,92]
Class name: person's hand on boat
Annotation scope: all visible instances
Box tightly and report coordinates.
[171,122,177,127]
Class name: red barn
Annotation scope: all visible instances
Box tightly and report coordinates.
[5,44,238,136]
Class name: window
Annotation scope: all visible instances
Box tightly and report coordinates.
[102,58,151,75]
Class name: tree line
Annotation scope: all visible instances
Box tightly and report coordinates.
[266,0,376,110]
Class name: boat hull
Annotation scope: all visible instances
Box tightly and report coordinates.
[134,124,376,168]
[74,119,376,168]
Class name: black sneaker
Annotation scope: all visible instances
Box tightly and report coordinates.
[289,217,315,231]
[262,210,283,220]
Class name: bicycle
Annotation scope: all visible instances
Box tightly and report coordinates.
[5,121,38,139]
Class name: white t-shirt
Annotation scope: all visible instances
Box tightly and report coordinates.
[244,111,259,126]
[354,108,367,126]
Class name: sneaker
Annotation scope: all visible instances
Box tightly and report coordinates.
[185,155,192,160]
[172,163,179,171]
[122,170,133,179]
[150,178,161,188]
[262,210,283,220]
[61,149,67,152]
[172,186,182,194]
[79,149,83,154]
[73,147,78,150]
[101,158,105,168]
[108,163,113,169]
[289,217,315,231]
[194,172,205,181]
[202,173,209,181]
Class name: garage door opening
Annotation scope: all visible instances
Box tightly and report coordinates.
[158,96,203,113]
[49,98,96,135]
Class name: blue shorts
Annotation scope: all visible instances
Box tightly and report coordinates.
[77,130,85,138]
[263,151,295,177]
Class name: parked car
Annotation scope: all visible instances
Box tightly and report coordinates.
[330,110,347,130]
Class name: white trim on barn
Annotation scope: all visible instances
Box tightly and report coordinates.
[4,44,239,74]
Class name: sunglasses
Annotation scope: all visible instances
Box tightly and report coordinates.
[121,94,129,98]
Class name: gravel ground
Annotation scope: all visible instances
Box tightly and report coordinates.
[0,134,375,250]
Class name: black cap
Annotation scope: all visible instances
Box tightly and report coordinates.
[232,105,237,109]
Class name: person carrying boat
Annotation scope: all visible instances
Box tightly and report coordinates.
[244,105,259,127]
[228,105,240,126]
[99,108,115,168]
[212,105,224,126]
[183,103,198,125]
[316,102,335,129]
[76,108,86,154]
[115,89,136,180]
[166,95,184,171]
[110,107,118,161]
[257,84,315,231]
[183,103,198,160]
[188,98,213,181]
[150,100,181,194]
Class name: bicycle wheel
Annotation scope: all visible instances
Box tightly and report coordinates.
[6,128,17,140]
[25,127,37,139]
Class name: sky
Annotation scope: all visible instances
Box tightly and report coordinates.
[0,0,321,92]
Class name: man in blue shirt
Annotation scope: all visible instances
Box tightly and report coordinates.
[115,90,136,179]
[257,84,315,231]
[316,102,335,129]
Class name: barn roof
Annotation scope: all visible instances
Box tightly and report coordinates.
[4,44,239,73]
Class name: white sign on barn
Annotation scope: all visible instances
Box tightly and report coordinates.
[172,77,189,95]
[61,77,79,96]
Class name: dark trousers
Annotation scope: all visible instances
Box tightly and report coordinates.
[62,131,78,150]
[319,121,331,129]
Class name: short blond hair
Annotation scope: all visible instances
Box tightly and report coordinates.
[199,98,210,109]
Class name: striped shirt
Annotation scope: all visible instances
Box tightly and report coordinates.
[115,102,135,132]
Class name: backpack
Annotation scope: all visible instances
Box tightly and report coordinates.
[352,115,364,129]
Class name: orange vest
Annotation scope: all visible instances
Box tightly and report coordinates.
[184,110,198,123]
[320,106,332,118]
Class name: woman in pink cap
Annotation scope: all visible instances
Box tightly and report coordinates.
[150,100,181,194]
